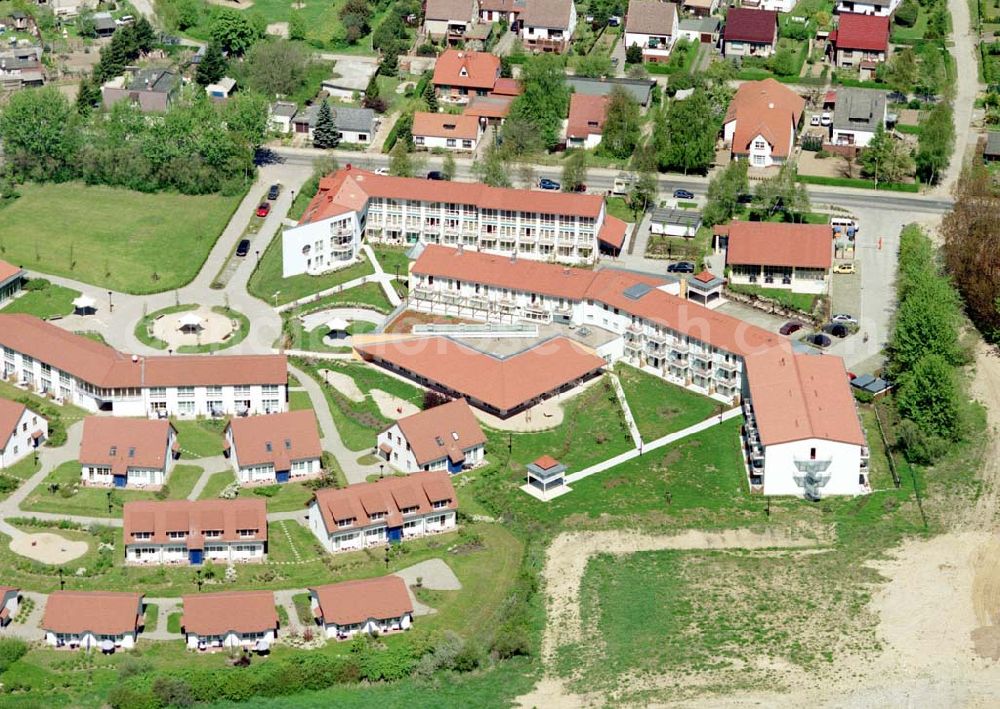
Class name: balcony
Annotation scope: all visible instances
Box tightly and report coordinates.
[671,340,690,354]
[647,331,667,345]
[793,458,833,475]
[715,358,738,372]
[794,471,832,501]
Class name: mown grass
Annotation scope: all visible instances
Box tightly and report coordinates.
[371,246,410,278]
[614,363,721,441]
[196,471,234,500]
[0,279,79,319]
[172,418,226,459]
[248,237,375,305]
[727,283,818,314]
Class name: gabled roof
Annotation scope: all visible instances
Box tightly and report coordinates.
[598,215,629,250]
[625,0,679,36]
[312,471,457,534]
[123,499,267,545]
[412,111,481,140]
[0,399,28,452]
[79,417,176,474]
[181,591,277,636]
[425,0,477,21]
[225,410,322,470]
[724,79,805,158]
[725,221,833,270]
[832,87,887,133]
[42,592,142,636]
[463,94,515,119]
[392,398,486,466]
[522,0,574,28]
[567,93,609,139]
[311,576,413,625]
[491,78,522,96]
[723,8,777,44]
[834,12,889,52]
[432,49,500,91]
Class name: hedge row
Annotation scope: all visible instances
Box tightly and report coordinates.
[796,174,921,192]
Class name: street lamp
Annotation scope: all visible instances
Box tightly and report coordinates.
[107,290,113,313]
[255,250,260,264]
[379,463,385,479]
[58,567,65,591]
[106,489,112,514]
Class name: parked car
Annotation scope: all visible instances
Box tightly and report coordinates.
[806,333,832,348]
[539,178,560,190]
[267,184,280,200]
[810,115,821,126]
[236,239,251,257]
[779,321,804,336]
[831,313,858,325]
[833,262,856,274]
[374,167,389,176]
[427,170,445,180]
[256,203,270,218]
[673,188,694,200]
[608,15,621,25]
[823,322,850,338]
[666,261,695,274]
[820,112,832,126]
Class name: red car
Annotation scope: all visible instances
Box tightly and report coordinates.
[256,203,271,218]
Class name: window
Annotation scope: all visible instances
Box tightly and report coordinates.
[370,511,386,521]
[133,532,151,540]
[432,500,449,509]
[168,531,186,539]
[238,529,257,538]
[414,136,425,145]
[810,447,817,460]
[446,138,456,147]
[177,401,195,416]
[149,387,166,398]
[177,387,194,399]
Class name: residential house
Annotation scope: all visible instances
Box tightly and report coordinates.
[564,76,656,108]
[836,0,899,17]
[290,104,378,144]
[0,47,45,90]
[424,0,479,43]
[520,0,576,52]
[830,87,887,147]
[224,410,323,485]
[42,591,144,650]
[677,17,721,44]
[432,49,500,105]
[723,78,805,168]
[0,260,23,305]
[0,315,288,417]
[101,68,180,113]
[722,8,778,58]
[412,111,483,151]
[80,417,178,488]
[321,60,378,100]
[480,0,525,26]
[123,499,268,565]
[377,398,486,473]
[830,13,889,78]
[309,576,414,640]
[742,0,797,11]
[8,11,29,30]
[92,11,116,36]
[0,399,47,469]
[205,77,236,100]
[650,207,702,237]
[624,0,680,63]
[308,472,458,552]
[405,244,869,497]
[0,587,19,627]
[724,221,833,294]
[566,93,608,149]
[181,591,277,651]
[984,132,1000,161]
[683,0,719,17]
[269,101,298,134]
[281,165,617,276]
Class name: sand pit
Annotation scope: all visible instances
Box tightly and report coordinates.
[10,532,89,565]
[266,21,289,38]
[371,390,419,419]
[320,369,364,402]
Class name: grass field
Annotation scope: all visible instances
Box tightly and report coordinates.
[615,363,721,441]
[248,236,375,305]
[0,279,79,319]
[289,390,314,411]
[605,196,637,223]
[21,462,204,517]
[727,284,818,314]
[0,183,240,294]
[143,603,159,633]
[249,482,315,513]
[172,419,227,459]
[371,246,410,278]
[196,471,234,500]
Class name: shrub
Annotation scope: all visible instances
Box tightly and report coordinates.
[108,686,159,709]
[416,43,437,56]
[252,484,280,498]
[0,638,29,673]
[152,676,195,708]
[895,0,918,26]
[451,640,485,672]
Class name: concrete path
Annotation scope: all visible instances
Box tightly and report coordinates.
[186,462,230,501]
[607,373,642,449]
[274,589,304,628]
[144,598,182,641]
[393,559,461,617]
[0,591,46,641]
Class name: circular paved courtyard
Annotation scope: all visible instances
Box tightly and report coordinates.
[149,306,239,350]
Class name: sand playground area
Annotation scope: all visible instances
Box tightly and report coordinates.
[10,532,89,564]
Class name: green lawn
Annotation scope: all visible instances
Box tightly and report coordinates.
[143,603,159,633]
[0,279,79,319]
[21,462,204,517]
[0,182,241,294]
[727,284,818,314]
[371,246,411,278]
[605,196,637,223]
[614,363,721,441]
[172,419,227,459]
[248,234,376,305]
[289,390,314,411]
[645,225,712,269]
[167,612,182,634]
[196,471,235,500]
[250,482,315,513]
[1,454,41,481]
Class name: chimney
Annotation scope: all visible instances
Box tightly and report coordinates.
[345,163,352,171]
[510,252,517,264]
[132,354,138,363]
[457,244,464,254]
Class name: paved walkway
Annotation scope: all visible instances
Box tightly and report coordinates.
[187,461,229,500]
[607,373,642,449]
[274,588,304,628]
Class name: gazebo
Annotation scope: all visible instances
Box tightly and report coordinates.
[178,313,203,333]
[523,455,569,500]
[72,295,97,315]
[326,317,350,339]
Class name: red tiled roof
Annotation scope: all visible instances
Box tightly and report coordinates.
[567,93,608,139]
[412,111,481,140]
[723,8,777,44]
[694,270,716,283]
[724,221,833,270]
[311,576,413,626]
[181,591,277,636]
[598,215,629,250]
[425,0,476,21]
[533,455,561,469]
[0,259,22,284]
[225,410,322,470]
[463,94,515,119]
[79,417,175,475]
[392,398,486,467]
[357,337,606,414]
[724,79,805,158]
[0,399,27,452]
[312,471,457,534]
[432,49,500,91]
[835,13,889,52]
[123,499,267,545]
[625,0,678,35]
[491,78,522,96]
[42,591,142,636]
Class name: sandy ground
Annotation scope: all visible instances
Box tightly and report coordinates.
[318,368,364,402]
[151,307,235,349]
[370,390,419,419]
[472,377,602,432]
[10,532,88,565]
[266,21,288,38]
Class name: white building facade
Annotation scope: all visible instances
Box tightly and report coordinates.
[281,211,361,278]
[0,403,46,469]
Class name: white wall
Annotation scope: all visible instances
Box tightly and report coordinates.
[0,405,46,468]
[831,128,877,148]
[624,14,679,62]
[126,541,265,565]
[186,628,275,649]
[319,611,413,639]
[413,132,480,151]
[1,592,19,624]
[836,0,898,16]
[762,437,865,497]
[282,211,362,278]
[45,630,136,649]
[308,501,457,553]
[567,132,603,150]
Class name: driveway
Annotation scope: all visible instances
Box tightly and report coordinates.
[939,0,982,194]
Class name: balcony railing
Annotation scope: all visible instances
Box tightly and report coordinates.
[793,458,833,475]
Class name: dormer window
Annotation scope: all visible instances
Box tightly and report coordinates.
[337,518,354,528]
[284,439,292,450]
[451,432,459,440]
[435,436,444,446]
[370,511,386,521]
[432,499,449,509]
[265,441,272,452]
[459,67,468,77]
[109,446,117,456]
[128,447,135,458]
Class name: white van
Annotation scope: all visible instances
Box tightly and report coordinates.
[831,217,858,235]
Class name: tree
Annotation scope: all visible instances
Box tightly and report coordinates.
[313,100,340,149]
[895,0,918,26]
[769,48,798,77]
[858,124,914,185]
[289,11,307,41]
[599,86,641,159]
[225,91,271,153]
[500,56,513,78]
[916,101,955,184]
[754,161,810,221]
[656,89,717,174]
[500,115,543,157]
[380,50,399,78]
[372,13,406,54]
[885,47,918,98]
[628,171,657,217]
[702,159,748,226]
[422,390,450,409]
[174,0,202,30]
[132,16,156,54]
[75,76,102,115]
[896,354,963,442]
[626,43,643,64]
[442,152,456,181]
[576,54,613,78]
[210,9,262,55]
[76,11,97,38]
[196,42,227,87]
[562,150,588,192]
[422,79,438,112]
[507,54,569,150]
[339,0,372,43]
[389,140,415,177]
[474,144,512,187]
[244,40,308,96]
[363,74,387,113]
[0,87,80,182]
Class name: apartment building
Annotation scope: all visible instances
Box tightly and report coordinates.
[42,592,144,650]
[0,315,287,418]
[123,499,268,566]
[309,576,414,640]
[0,399,46,469]
[308,472,458,553]
[80,417,178,488]
[181,591,277,650]
[0,260,24,305]
[282,166,617,277]
[225,410,323,484]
